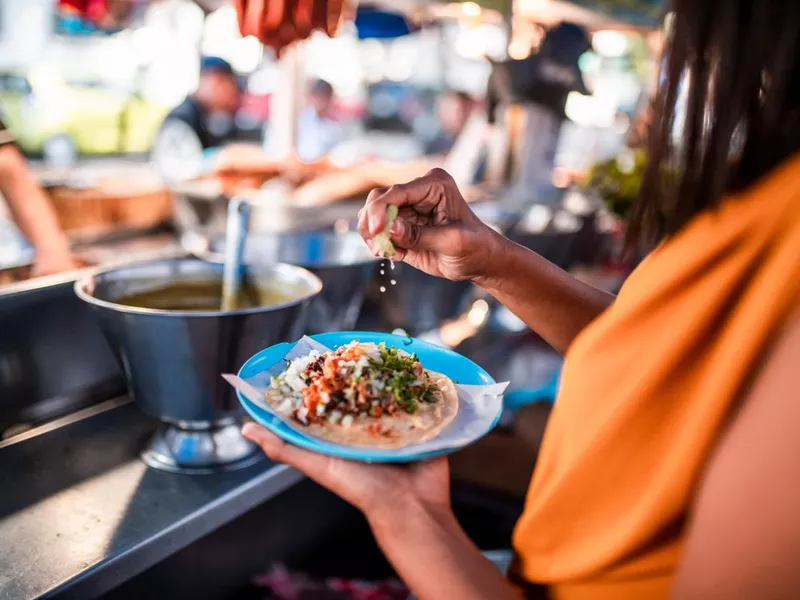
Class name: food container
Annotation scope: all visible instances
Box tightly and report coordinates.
[75,257,322,473]
[47,184,173,237]
[201,230,377,333]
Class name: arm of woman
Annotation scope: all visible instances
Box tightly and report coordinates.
[670,313,800,599]
[242,425,521,600]
[474,238,614,354]
[359,169,613,353]
[0,145,76,276]
[370,506,520,600]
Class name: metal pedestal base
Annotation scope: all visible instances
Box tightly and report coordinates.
[142,418,263,474]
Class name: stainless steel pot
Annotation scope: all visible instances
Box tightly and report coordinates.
[75,257,322,473]
[200,231,377,333]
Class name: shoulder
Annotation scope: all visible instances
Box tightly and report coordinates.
[166,97,203,123]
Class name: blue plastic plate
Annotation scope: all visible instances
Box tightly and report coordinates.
[236,331,501,463]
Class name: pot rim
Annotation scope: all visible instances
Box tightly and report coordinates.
[74,257,323,318]
[197,230,379,269]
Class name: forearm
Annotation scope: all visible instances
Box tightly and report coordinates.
[369,504,520,600]
[0,148,71,257]
[477,233,614,353]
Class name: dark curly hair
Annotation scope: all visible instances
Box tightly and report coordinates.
[628,0,800,245]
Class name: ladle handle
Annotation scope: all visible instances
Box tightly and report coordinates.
[221,196,252,312]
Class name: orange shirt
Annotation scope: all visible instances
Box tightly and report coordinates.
[513,155,800,600]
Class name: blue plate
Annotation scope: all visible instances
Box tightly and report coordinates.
[236,331,501,463]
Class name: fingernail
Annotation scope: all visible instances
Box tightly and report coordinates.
[390,219,403,237]
[369,213,382,235]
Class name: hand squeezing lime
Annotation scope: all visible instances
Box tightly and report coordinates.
[373,204,399,258]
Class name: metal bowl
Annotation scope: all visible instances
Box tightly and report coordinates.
[75,257,322,473]
[202,230,377,333]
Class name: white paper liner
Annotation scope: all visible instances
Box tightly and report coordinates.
[224,336,509,458]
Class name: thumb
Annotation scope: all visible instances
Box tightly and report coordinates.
[392,219,464,254]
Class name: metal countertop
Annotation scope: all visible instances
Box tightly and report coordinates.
[0,399,303,600]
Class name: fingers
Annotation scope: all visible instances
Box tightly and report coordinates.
[243,422,334,484]
[389,217,420,250]
[241,423,383,512]
[360,169,456,236]
[364,187,389,236]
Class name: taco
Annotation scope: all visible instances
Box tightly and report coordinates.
[266,341,458,448]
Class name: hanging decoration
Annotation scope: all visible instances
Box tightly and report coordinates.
[232,0,353,54]
[56,0,146,35]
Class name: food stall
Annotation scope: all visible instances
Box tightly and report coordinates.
[0,0,662,597]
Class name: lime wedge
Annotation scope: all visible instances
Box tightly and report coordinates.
[374,204,399,258]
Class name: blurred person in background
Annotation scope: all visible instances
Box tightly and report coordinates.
[211,78,345,182]
[151,57,242,182]
[0,118,77,276]
[244,1,800,599]
[295,78,344,163]
[423,90,474,157]
[290,89,477,205]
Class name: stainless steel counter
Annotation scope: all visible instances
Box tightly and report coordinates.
[0,399,303,600]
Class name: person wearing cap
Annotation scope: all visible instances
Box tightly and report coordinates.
[423,90,474,157]
[294,78,345,163]
[289,89,478,206]
[151,56,242,182]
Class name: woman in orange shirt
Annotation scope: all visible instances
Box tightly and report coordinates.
[243,1,800,598]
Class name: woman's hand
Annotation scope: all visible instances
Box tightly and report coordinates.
[31,248,81,278]
[242,423,522,600]
[358,168,500,282]
[241,423,451,524]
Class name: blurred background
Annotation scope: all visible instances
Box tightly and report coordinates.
[0,0,666,490]
[0,2,676,598]
[0,0,659,269]
[0,0,669,460]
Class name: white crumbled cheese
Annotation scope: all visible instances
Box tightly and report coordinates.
[296,407,309,425]
[316,403,327,416]
[328,410,343,424]
[343,388,356,401]
[320,392,330,404]
[277,398,295,414]
[353,356,372,378]
[371,379,385,391]
[341,415,354,428]
[363,344,381,362]
[283,351,321,391]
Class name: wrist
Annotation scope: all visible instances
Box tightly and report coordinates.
[35,238,72,260]
[367,496,457,544]
[469,227,512,288]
